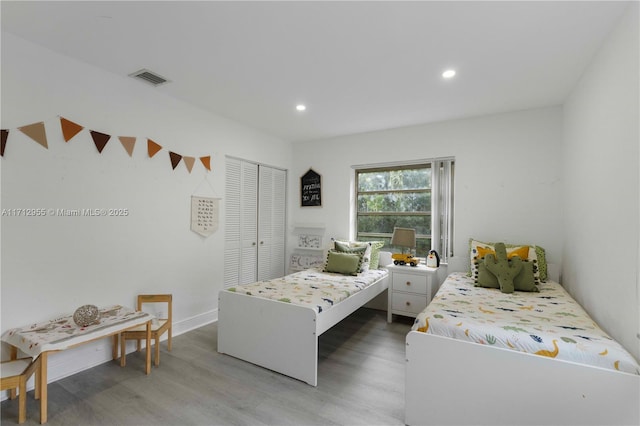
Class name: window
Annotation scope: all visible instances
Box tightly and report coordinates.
[355,158,454,262]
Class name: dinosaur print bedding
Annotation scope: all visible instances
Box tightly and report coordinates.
[412,272,640,375]
[225,267,388,314]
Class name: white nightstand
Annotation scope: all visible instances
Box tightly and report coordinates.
[386,264,439,323]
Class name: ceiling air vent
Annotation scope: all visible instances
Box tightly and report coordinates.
[129,68,170,87]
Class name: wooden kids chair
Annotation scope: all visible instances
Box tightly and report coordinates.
[120,294,172,367]
[1,356,40,424]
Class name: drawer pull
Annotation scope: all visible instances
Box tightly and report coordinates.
[406,281,411,286]
[405,301,411,306]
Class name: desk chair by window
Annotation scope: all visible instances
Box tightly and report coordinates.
[120,294,172,367]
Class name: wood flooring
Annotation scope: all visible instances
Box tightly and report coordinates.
[1,308,415,426]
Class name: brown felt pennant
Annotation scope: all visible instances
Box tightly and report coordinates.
[18,122,48,149]
[183,156,195,173]
[90,131,111,153]
[200,155,211,171]
[169,151,182,170]
[147,139,162,158]
[118,136,136,157]
[59,117,84,142]
[1,129,8,157]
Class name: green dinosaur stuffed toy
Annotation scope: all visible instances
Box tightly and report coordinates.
[484,242,522,294]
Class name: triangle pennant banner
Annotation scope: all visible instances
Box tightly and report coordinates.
[18,122,48,149]
[59,117,84,142]
[169,151,182,170]
[1,129,8,157]
[183,156,195,173]
[200,156,211,171]
[147,139,162,158]
[6,116,215,176]
[90,130,111,153]
[118,136,136,157]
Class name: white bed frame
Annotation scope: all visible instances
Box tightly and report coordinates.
[217,255,391,386]
[406,333,640,425]
[405,261,640,426]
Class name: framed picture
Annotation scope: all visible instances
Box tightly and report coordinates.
[298,234,322,249]
[300,168,322,207]
[290,254,325,270]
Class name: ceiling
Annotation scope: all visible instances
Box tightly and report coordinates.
[1,1,630,143]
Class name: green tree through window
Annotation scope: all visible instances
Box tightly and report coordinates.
[355,160,454,261]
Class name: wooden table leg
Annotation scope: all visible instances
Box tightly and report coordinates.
[40,352,48,424]
[145,320,151,375]
[35,358,40,400]
[112,335,118,360]
[9,346,17,399]
[120,333,126,367]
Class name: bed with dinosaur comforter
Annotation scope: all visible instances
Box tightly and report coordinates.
[405,271,640,426]
[411,272,639,375]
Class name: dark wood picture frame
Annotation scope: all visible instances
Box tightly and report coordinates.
[300,168,322,207]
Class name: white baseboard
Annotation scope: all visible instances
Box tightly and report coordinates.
[173,309,217,336]
[1,309,218,401]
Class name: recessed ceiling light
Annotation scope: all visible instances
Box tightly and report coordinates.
[296,104,306,111]
[442,69,456,79]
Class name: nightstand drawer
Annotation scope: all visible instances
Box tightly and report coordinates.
[392,272,428,294]
[391,292,427,315]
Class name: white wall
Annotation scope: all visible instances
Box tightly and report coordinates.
[0,33,292,381]
[2,3,638,392]
[291,106,564,268]
[562,3,639,360]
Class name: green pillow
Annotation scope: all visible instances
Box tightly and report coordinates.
[332,239,384,269]
[323,251,362,275]
[368,241,385,269]
[503,242,547,283]
[533,245,548,282]
[476,258,539,292]
[513,261,538,292]
[334,241,370,272]
[468,238,548,282]
[334,241,367,254]
[484,243,522,294]
[475,262,500,289]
